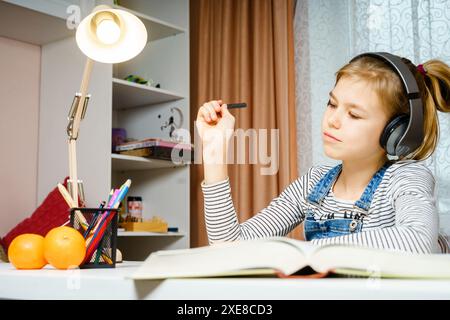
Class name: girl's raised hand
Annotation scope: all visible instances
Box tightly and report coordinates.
[196,100,235,146]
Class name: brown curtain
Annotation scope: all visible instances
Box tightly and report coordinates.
[190,0,302,248]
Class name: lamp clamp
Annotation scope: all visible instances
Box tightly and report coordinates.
[67,92,91,140]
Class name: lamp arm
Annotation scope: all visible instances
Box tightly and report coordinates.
[71,57,94,138]
[68,57,94,206]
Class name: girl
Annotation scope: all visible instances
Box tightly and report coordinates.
[196,52,450,254]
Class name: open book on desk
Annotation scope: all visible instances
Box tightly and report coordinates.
[130,237,450,280]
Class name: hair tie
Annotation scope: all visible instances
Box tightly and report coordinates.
[417,64,427,76]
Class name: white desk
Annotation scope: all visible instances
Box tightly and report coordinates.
[1,262,450,300]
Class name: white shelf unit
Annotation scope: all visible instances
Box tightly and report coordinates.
[6,0,190,262]
[111,0,190,261]
[111,153,186,171]
[0,0,75,45]
[112,78,184,109]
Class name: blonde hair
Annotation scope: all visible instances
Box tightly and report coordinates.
[335,55,450,161]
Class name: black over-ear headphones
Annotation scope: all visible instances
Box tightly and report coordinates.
[349,52,424,158]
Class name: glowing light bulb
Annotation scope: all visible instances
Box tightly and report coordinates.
[76,7,147,63]
[96,19,121,45]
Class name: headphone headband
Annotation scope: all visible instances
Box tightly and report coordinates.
[350,52,424,157]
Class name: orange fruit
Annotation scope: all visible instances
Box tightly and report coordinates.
[44,226,86,270]
[8,234,47,270]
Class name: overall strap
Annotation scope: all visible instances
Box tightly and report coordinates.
[353,161,392,212]
[307,164,342,205]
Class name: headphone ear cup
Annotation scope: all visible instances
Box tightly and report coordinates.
[380,115,409,156]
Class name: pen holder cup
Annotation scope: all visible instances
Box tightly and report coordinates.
[70,207,119,269]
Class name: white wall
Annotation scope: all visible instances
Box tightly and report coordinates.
[0,36,40,236]
[38,37,112,207]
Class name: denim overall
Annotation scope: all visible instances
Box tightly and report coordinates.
[304,162,392,241]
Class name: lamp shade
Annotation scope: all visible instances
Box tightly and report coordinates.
[76,7,147,63]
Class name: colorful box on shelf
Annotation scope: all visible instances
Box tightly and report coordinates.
[120,219,168,233]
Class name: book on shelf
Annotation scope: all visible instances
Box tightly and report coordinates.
[118,148,153,158]
[118,146,193,162]
[116,138,193,152]
[120,216,169,233]
[130,236,450,280]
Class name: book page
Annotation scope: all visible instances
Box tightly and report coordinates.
[267,237,319,258]
[131,238,310,279]
[310,245,450,279]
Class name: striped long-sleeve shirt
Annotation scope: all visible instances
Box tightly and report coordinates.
[201,160,443,254]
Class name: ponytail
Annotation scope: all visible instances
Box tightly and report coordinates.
[411,59,450,160]
[423,59,450,113]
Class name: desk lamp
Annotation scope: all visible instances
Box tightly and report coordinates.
[67,5,147,205]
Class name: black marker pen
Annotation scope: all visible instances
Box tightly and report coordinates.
[227,103,247,109]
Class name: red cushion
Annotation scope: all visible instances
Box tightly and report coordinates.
[0,177,74,254]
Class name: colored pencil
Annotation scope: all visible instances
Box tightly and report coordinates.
[83,179,132,264]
